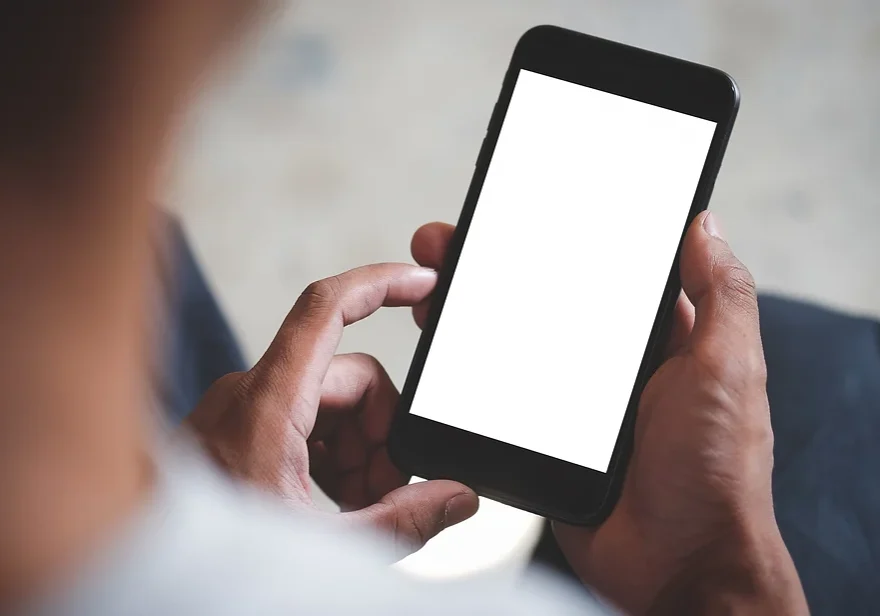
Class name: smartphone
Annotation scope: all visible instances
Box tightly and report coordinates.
[389,26,739,525]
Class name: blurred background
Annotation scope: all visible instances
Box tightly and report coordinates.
[166,0,880,582]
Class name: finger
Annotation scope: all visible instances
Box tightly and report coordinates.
[665,291,695,357]
[311,354,406,507]
[250,264,437,441]
[681,212,760,342]
[411,222,455,269]
[410,223,454,330]
[319,446,408,511]
[412,301,431,330]
[348,480,478,557]
[679,212,766,383]
[186,372,247,432]
[315,353,399,445]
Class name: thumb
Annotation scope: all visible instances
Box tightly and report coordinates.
[680,211,762,350]
[347,480,479,558]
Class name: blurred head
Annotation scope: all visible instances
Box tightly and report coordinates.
[0,0,270,602]
[0,0,271,415]
[0,0,267,195]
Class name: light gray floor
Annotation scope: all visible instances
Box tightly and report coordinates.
[168,0,880,577]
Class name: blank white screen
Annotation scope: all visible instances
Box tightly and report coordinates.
[410,70,717,472]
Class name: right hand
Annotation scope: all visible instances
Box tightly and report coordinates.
[412,213,808,615]
[186,263,479,559]
[554,212,808,614]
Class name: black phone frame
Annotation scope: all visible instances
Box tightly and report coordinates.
[389,25,740,525]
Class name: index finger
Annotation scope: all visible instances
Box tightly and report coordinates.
[249,263,437,439]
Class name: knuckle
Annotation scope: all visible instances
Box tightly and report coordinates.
[188,372,250,430]
[716,260,758,311]
[764,423,776,457]
[383,495,429,550]
[223,372,261,415]
[362,278,384,318]
[696,342,768,400]
[300,275,344,309]
[228,370,256,399]
[400,508,428,549]
[696,370,774,449]
[350,352,383,373]
[738,397,774,455]
[366,352,382,368]
[747,350,769,387]
[336,353,383,395]
[211,371,249,398]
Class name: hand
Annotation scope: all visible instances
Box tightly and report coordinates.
[411,217,807,615]
[186,263,479,558]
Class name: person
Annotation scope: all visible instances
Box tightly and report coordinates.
[164,216,880,615]
[0,1,823,613]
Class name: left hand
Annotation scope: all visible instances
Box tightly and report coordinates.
[410,221,805,614]
[186,263,479,558]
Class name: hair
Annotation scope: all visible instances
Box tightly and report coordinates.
[0,3,138,166]
[0,2,270,187]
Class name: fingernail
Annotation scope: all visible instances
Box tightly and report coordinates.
[702,211,724,240]
[444,493,478,527]
[414,267,438,279]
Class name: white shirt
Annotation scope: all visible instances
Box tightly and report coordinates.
[23,441,611,615]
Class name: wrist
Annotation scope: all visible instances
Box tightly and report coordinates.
[648,520,808,616]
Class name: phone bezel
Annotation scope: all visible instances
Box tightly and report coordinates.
[388,25,740,525]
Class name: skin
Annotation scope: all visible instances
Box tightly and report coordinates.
[0,1,807,613]
[187,264,479,557]
[410,218,809,615]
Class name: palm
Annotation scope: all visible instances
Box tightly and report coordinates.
[556,349,773,612]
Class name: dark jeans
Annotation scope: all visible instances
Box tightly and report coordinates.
[159,219,246,424]
[162,219,879,615]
